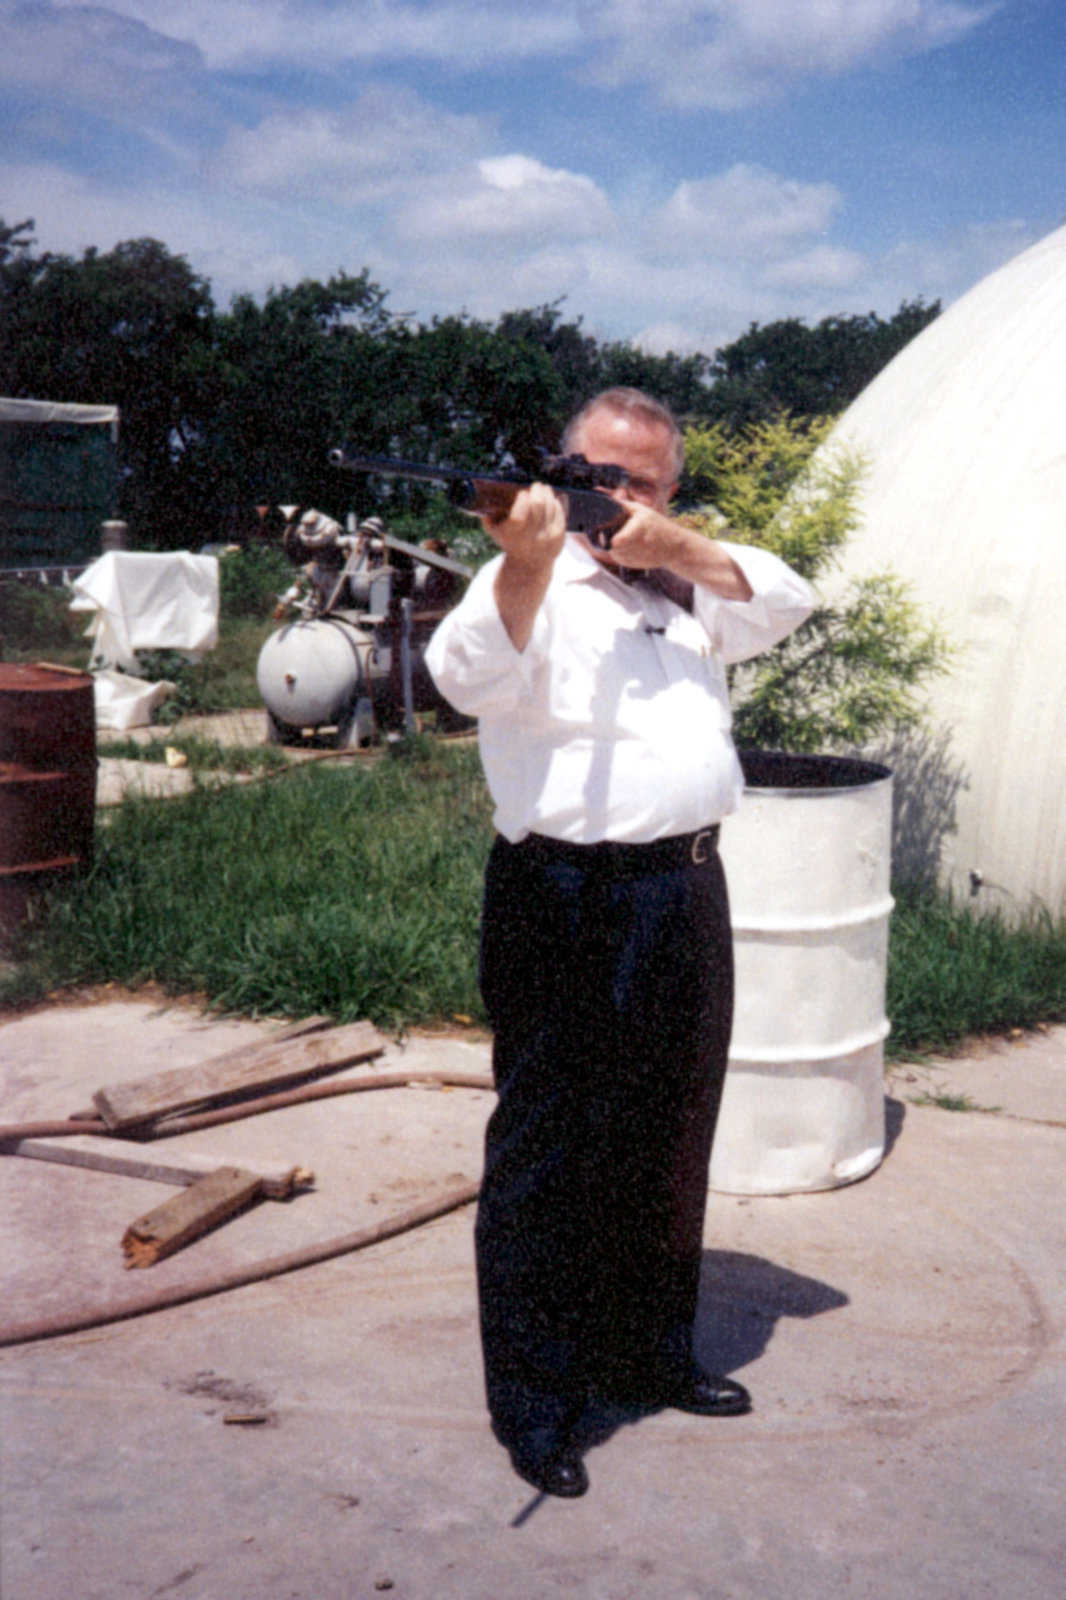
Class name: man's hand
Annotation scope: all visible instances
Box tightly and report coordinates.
[484,482,567,566]
[486,483,567,652]
[596,497,753,602]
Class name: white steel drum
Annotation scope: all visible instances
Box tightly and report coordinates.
[712,752,894,1195]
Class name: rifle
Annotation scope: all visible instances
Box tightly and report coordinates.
[328,447,629,548]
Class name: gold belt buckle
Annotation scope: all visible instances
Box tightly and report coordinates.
[690,828,714,865]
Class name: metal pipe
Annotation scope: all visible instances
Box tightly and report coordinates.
[400,597,417,735]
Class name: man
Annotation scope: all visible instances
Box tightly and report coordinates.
[425,388,813,1498]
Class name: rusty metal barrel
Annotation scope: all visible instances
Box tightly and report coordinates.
[0,664,97,940]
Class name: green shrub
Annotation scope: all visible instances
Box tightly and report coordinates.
[887,886,1066,1055]
[217,544,292,617]
[0,578,85,660]
[134,649,225,722]
[682,416,953,752]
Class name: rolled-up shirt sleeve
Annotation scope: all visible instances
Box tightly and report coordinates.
[695,541,815,664]
[424,557,551,716]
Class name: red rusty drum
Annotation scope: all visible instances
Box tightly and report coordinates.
[0,663,97,938]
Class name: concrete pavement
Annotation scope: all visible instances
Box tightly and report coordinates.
[94,710,347,805]
[1,996,1064,1599]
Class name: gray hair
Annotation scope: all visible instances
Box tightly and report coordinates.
[561,387,685,478]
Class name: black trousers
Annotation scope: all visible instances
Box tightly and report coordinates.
[476,831,734,1439]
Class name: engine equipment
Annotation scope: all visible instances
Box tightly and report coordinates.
[255,510,472,747]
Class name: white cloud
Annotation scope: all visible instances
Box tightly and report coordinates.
[38,0,996,103]
[657,165,842,254]
[393,155,614,244]
[630,320,706,356]
[0,0,211,166]
[586,0,997,107]
[0,2,226,164]
[763,243,868,289]
[211,89,487,205]
[860,217,1043,309]
[0,4,1038,347]
[9,134,1031,345]
[49,0,580,71]
[0,1,202,91]
[0,159,323,302]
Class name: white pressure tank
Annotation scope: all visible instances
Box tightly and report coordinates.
[256,616,379,733]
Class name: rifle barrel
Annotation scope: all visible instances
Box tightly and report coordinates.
[328,450,526,488]
[327,448,624,546]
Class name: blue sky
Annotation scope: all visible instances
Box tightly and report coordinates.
[2,0,1064,354]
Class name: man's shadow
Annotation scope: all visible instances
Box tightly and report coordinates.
[694,1095,904,1368]
[572,1247,849,1456]
[570,1097,907,1459]
[692,1247,850,1374]
[511,1108,905,1524]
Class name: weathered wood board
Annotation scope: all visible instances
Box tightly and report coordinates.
[91,1019,386,1130]
[8,1134,313,1198]
[122,1167,265,1267]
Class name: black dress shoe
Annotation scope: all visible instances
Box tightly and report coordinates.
[505,1433,589,1498]
[602,1367,752,1417]
[658,1369,752,1417]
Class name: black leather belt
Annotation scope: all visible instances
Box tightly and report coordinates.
[516,825,720,876]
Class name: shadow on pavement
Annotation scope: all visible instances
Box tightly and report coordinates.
[562,1248,850,1475]
[696,1249,850,1376]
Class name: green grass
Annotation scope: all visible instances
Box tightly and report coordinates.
[2,569,1062,1043]
[886,884,1066,1056]
[908,1091,998,1113]
[3,708,1065,1046]
[5,740,493,1029]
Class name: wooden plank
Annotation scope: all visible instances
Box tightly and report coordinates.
[122,1167,264,1268]
[266,1015,335,1041]
[8,1134,313,1199]
[66,1015,337,1121]
[91,1019,387,1131]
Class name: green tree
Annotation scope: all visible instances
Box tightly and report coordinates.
[495,303,602,422]
[596,340,712,422]
[0,217,942,569]
[683,415,951,751]
[0,218,48,301]
[324,310,572,552]
[706,301,940,428]
[0,222,218,547]
[382,312,564,472]
[493,301,713,428]
[198,270,394,524]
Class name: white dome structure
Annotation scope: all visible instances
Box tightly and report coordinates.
[825,221,1066,915]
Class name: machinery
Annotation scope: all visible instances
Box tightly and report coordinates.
[255,509,472,746]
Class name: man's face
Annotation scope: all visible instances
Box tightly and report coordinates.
[569,407,679,515]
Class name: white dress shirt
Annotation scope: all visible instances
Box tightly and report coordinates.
[425,535,814,844]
